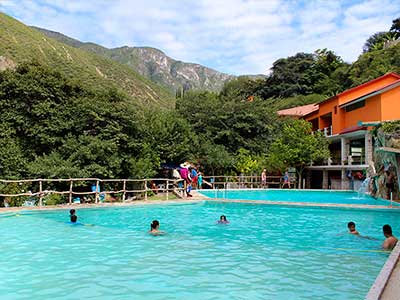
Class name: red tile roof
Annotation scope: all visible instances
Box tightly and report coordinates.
[277,103,319,117]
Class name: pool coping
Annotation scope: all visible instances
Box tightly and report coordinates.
[197,189,400,206]
[0,198,203,214]
[366,242,400,300]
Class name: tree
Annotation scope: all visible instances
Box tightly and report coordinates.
[257,50,347,99]
[390,17,400,36]
[177,90,279,154]
[363,32,398,53]
[234,148,260,174]
[349,43,400,85]
[261,53,317,98]
[193,139,234,176]
[0,62,169,179]
[266,119,330,187]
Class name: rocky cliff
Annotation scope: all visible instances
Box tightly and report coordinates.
[32,27,235,92]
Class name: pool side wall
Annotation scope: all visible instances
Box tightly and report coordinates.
[365,242,400,300]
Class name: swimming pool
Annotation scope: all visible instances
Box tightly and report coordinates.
[199,189,400,206]
[1,202,399,299]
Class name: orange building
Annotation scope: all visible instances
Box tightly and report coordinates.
[278,72,400,189]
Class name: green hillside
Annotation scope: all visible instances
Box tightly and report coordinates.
[0,13,174,107]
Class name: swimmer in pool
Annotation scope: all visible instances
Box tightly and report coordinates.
[382,224,398,250]
[149,220,165,235]
[217,215,229,224]
[70,214,78,223]
[348,222,359,235]
[69,209,77,222]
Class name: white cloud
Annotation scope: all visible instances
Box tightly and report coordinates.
[1,0,400,74]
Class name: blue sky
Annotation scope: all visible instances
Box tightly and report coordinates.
[1,0,400,75]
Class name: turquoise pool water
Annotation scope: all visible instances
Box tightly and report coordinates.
[199,189,399,206]
[1,202,399,299]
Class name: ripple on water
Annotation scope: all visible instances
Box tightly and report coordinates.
[0,202,397,299]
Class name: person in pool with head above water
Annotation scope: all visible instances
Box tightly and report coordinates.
[70,209,77,223]
[149,220,165,235]
[347,221,359,235]
[217,215,229,224]
[382,224,398,250]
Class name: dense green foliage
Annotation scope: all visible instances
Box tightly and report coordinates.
[266,120,330,183]
[0,64,189,179]
[0,63,330,179]
[259,50,349,99]
[175,83,330,175]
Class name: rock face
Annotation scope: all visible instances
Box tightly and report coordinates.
[108,46,235,91]
[32,27,235,92]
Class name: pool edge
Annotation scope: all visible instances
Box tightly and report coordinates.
[366,242,400,300]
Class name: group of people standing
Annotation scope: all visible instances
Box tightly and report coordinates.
[261,169,291,188]
[174,162,204,196]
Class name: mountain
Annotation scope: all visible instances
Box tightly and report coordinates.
[0,13,174,107]
[32,27,236,92]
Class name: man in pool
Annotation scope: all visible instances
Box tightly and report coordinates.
[382,224,398,250]
[347,222,359,235]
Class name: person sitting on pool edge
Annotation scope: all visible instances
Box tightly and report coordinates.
[347,221,359,235]
[149,220,165,235]
[217,215,229,224]
[382,224,398,250]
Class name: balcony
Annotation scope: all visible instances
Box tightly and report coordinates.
[313,126,333,137]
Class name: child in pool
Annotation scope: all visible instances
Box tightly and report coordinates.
[217,215,229,224]
[149,220,165,235]
[348,221,359,235]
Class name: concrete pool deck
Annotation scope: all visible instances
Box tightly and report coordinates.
[1,192,400,300]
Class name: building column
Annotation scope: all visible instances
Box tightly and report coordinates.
[365,131,373,165]
[322,170,328,189]
[341,169,349,190]
[341,137,349,164]
[305,169,311,189]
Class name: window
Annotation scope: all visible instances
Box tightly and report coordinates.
[334,106,337,114]
[345,100,365,112]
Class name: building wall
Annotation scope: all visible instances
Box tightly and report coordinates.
[342,95,382,129]
[338,75,399,105]
[380,88,400,120]
[303,74,400,135]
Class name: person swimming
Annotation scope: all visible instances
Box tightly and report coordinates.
[70,209,77,223]
[149,220,165,235]
[347,221,359,235]
[382,224,398,250]
[217,215,229,224]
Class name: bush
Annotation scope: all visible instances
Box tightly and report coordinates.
[44,193,66,206]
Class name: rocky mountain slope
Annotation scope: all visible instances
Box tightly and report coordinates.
[32,27,236,92]
[0,13,174,108]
